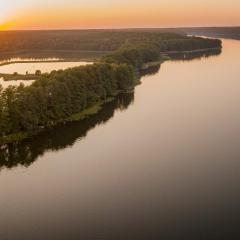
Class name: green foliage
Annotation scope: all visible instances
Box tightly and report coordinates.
[0,30,222,143]
[156,37,222,52]
[102,36,221,69]
[0,30,221,53]
[181,27,240,40]
[0,73,40,81]
[35,70,42,75]
[0,63,136,137]
[103,43,161,69]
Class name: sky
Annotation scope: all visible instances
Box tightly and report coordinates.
[0,0,240,30]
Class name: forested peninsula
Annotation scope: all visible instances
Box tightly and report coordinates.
[0,31,222,145]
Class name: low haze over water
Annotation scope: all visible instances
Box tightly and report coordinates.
[0,39,240,239]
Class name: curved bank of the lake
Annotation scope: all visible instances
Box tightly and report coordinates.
[0,35,222,145]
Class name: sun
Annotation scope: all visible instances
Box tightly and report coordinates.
[0,20,15,30]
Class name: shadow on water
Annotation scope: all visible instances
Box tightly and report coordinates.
[140,64,161,76]
[0,48,222,169]
[0,93,134,170]
[166,48,222,62]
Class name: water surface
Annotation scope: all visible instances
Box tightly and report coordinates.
[0,61,91,74]
[0,61,91,89]
[0,78,35,89]
[0,39,239,239]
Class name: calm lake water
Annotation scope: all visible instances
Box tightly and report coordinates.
[0,61,91,74]
[0,78,35,89]
[0,61,91,89]
[0,39,240,239]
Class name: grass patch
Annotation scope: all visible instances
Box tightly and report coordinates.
[64,98,115,122]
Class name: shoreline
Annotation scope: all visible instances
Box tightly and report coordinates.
[0,98,114,146]
[0,35,222,145]
[0,73,40,81]
[0,47,220,67]
[0,47,221,81]
[0,44,221,146]
[161,47,221,55]
[0,60,95,81]
[0,59,94,67]
[0,49,112,66]
[0,88,135,147]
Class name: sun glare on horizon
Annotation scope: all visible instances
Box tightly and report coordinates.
[0,0,240,30]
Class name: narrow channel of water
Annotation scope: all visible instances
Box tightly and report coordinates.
[0,61,91,74]
[0,61,91,88]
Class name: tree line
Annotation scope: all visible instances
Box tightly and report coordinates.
[0,30,221,53]
[0,63,136,141]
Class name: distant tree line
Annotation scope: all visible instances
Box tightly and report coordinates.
[181,27,240,40]
[156,37,221,52]
[101,38,221,68]
[0,30,221,53]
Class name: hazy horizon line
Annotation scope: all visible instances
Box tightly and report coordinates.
[0,26,240,32]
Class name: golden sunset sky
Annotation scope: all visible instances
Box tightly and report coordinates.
[0,0,239,30]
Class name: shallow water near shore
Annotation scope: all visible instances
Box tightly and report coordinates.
[0,39,240,239]
[0,61,91,88]
[0,61,91,74]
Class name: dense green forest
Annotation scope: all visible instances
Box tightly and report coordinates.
[0,30,185,52]
[0,31,222,144]
[0,30,221,53]
[102,44,161,68]
[0,63,136,142]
